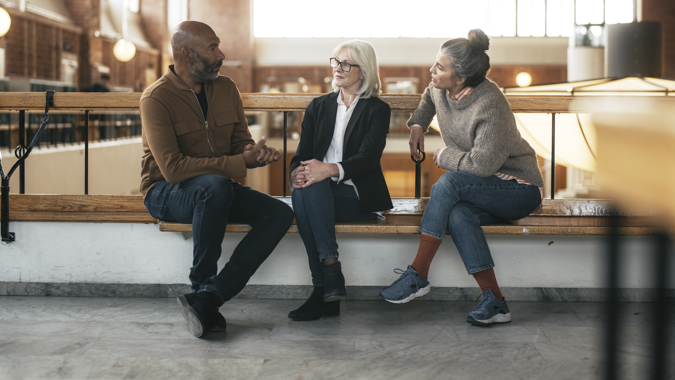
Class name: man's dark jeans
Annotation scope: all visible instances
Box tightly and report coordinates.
[144,174,294,306]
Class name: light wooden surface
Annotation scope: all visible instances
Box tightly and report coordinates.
[158,216,658,236]
[1,92,673,113]
[0,195,653,217]
[0,194,658,235]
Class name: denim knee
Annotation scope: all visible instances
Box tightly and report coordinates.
[447,203,479,235]
[197,175,234,212]
[275,200,295,227]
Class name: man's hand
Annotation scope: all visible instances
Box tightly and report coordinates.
[243,136,283,168]
[409,128,425,161]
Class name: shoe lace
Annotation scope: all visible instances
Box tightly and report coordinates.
[473,290,493,310]
[389,268,421,291]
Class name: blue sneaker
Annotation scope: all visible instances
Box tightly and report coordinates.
[466,289,511,326]
[380,266,431,304]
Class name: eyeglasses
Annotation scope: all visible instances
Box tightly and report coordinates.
[330,58,359,72]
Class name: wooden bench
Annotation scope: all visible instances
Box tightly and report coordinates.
[0,194,660,236]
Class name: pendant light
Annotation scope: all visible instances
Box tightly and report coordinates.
[113,0,136,62]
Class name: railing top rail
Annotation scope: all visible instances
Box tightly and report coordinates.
[0,92,673,113]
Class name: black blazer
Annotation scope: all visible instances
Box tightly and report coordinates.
[290,92,393,213]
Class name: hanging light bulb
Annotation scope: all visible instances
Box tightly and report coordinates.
[113,39,136,62]
[516,72,532,87]
[113,0,135,62]
[0,8,11,37]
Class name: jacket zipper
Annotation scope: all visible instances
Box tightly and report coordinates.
[191,88,215,157]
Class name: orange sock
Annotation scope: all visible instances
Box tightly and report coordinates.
[472,268,503,300]
[410,234,442,279]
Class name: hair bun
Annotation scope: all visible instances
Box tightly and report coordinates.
[468,29,490,51]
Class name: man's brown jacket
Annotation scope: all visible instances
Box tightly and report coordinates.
[140,66,254,198]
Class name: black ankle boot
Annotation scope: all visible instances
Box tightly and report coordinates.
[288,287,340,321]
[323,261,347,302]
[177,291,219,338]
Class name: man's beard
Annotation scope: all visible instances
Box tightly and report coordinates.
[189,50,222,83]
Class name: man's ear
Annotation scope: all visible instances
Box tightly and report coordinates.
[181,47,192,63]
[457,76,467,85]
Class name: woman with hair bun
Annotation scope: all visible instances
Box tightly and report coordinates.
[288,40,393,321]
[380,29,543,326]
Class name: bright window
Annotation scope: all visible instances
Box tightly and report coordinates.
[253,0,632,38]
[168,0,188,32]
[517,0,546,37]
[128,0,139,13]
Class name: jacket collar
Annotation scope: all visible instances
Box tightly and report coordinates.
[163,65,204,92]
[344,96,367,145]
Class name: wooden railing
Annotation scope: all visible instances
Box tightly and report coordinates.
[2,92,674,198]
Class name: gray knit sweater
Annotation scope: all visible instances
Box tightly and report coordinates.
[408,79,544,187]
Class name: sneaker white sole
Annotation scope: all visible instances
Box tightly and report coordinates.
[382,284,431,304]
[177,295,205,338]
[470,312,512,325]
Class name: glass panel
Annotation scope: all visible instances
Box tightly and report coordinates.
[517,0,546,37]
[447,0,489,38]
[255,0,504,37]
[128,0,139,13]
[605,0,633,24]
[488,0,516,36]
[167,0,188,32]
[547,0,574,36]
[576,0,604,24]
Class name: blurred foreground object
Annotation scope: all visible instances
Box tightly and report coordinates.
[576,97,675,232]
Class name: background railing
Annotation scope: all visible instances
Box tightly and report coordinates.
[1,92,674,198]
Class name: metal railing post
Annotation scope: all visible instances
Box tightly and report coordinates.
[18,110,26,194]
[411,150,426,199]
[551,113,556,199]
[283,111,288,197]
[604,210,621,380]
[0,91,54,243]
[651,233,670,380]
[84,110,89,195]
[1,176,13,242]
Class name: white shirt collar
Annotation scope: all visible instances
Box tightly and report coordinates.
[337,90,360,107]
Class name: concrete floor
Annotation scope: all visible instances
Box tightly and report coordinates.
[0,296,672,380]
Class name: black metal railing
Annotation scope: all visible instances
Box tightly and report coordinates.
[1,91,54,241]
[0,94,597,239]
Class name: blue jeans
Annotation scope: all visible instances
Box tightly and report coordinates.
[292,179,377,287]
[421,171,541,274]
[144,174,294,306]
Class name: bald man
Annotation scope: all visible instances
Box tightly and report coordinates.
[140,21,294,338]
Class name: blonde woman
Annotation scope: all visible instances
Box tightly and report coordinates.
[288,40,392,321]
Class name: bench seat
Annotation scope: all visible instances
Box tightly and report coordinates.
[0,194,660,236]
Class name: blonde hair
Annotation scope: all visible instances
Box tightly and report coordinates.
[331,40,381,99]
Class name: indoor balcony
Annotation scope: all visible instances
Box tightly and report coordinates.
[0,92,672,379]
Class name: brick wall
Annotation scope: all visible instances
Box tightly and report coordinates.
[188,0,254,92]
[640,0,675,78]
[64,0,101,89]
[1,9,82,82]
[140,0,171,79]
[100,38,158,89]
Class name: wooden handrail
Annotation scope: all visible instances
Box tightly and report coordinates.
[1,92,673,113]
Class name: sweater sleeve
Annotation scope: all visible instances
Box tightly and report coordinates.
[406,83,436,133]
[141,97,247,183]
[437,97,517,177]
